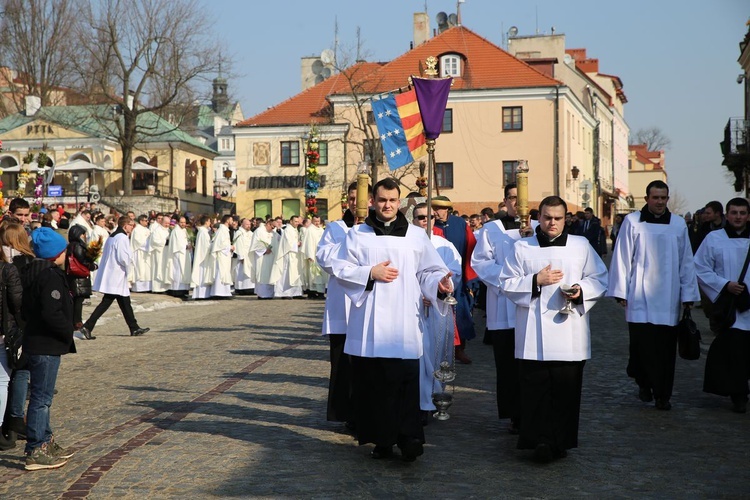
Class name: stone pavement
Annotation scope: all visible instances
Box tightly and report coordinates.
[0,286,748,499]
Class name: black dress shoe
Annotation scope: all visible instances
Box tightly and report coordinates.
[80,326,96,340]
[655,398,672,411]
[638,387,653,402]
[731,396,748,414]
[398,439,424,462]
[130,327,150,336]
[533,443,554,463]
[370,445,393,459]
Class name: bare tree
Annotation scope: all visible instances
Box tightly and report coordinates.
[0,0,85,111]
[75,0,225,195]
[629,127,672,151]
[667,191,689,215]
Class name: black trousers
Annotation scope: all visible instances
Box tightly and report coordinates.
[72,296,85,325]
[704,328,750,398]
[517,359,585,453]
[327,334,354,422]
[627,322,677,400]
[490,328,520,420]
[351,356,423,448]
[83,294,139,333]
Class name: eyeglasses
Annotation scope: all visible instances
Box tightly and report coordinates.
[415,215,435,221]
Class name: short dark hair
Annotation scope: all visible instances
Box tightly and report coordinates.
[504,183,517,199]
[481,207,495,218]
[9,198,29,213]
[117,216,131,228]
[584,207,594,214]
[348,181,371,193]
[198,215,211,226]
[372,178,400,197]
[646,180,669,197]
[704,201,723,214]
[413,202,428,212]
[137,214,148,223]
[726,197,750,213]
[538,196,568,214]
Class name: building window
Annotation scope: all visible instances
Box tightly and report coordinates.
[316,198,328,220]
[503,161,519,186]
[441,55,460,77]
[502,107,523,131]
[436,162,453,189]
[281,199,301,219]
[364,139,383,166]
[442,109,453,133]
[254,199,272,219]
[317,141,328,166]
[220,138,232,151]
[281,141,300,166]
[366,111,375,124]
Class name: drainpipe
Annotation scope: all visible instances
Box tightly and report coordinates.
[554,86,560,196]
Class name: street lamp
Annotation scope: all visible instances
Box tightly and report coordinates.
[72,173,79,211]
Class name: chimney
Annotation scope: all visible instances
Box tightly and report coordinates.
[413,13,430,47]
[25,95,41,116]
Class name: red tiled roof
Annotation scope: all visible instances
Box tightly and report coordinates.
[236,62,384,127]
[239,26,560,127]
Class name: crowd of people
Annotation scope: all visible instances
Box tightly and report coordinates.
[0,197,329,470]
[318,179,750,465]
[1,178,748,470]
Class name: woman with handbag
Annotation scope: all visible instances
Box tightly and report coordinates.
[66,226,98,340]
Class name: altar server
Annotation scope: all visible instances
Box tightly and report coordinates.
[190,215,214,299]
[130,215,152,292]
[500,196,607,463]
[233,218,255,295]
[168,216,192,296]
[251,219,277,299]
[608,180,700,411]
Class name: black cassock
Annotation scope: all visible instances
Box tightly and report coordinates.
[704,328,750,397]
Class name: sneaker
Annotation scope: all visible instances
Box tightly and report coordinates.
[48,437,75,459]
[25,443,68,470]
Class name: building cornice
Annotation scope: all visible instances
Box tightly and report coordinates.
[232,123,349,138]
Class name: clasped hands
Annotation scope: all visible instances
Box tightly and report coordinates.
[536,264,581,300]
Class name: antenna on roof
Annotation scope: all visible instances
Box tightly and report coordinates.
[334,16,339,68]
[356,26,362,61]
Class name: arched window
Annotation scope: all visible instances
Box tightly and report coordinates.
[69,152,91,163]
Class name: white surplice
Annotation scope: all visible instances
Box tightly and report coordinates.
[301,224,327,294]
[335,223,450,359]
[499,234,608,361]
[130,224,152,292]
[607,211,700,326]
[695,229,750,330]
[191,226,214,299]
[209,224,233,297]
[94,232,132,297]
[168,225,192,291]
[316,220,351,334]
[251,225,277,298]
[148,224,171,293]
[233,227,255,292]
[274,225,302,298]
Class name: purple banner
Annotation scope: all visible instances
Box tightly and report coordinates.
[412,77,452,140]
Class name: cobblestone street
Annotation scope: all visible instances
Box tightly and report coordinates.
[0,288,748,498]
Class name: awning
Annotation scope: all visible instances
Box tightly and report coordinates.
[54,159,106,172]
[132,161,168,174]
[1,164,50,173]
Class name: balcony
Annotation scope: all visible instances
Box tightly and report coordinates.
[721,118,750,192]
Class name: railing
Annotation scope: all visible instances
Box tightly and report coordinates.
[722,118,750,156]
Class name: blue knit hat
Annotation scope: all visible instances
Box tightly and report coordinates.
[31,227,68,260]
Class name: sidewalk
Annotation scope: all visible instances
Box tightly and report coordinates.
[0,289,746,498]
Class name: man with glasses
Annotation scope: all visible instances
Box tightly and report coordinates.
[431,195,479,364]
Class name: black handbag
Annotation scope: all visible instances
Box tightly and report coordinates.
[1,281,24,370]
[70,277,92,298]
[710,243,750,331]
[677,306,701,360]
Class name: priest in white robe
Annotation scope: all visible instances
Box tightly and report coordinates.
[233,218,255,295]
[273,216,303,299]
[695,197,750,414]
[608,180,700,411]
[168,216,192,297]
[301,216,327,299]
[190,215,214,299]
[411,203,461,414]
[130,215,152,292]
[148,216,171,293]
[209,215,234,298]
[251,219,277,299]
[334,178,452,462]
[500,196,607,463]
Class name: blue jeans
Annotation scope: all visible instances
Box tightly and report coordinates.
[25,355,60,453]
[9,369,29,418]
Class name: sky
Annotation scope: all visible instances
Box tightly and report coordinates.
[212,0,748,211]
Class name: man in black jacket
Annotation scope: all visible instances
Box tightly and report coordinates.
[22,227,76,470]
